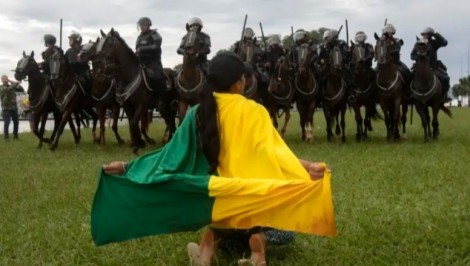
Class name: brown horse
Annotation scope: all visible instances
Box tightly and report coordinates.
[293,43,320,142]
[410,39,452,141]
[14,51,63,148]
[266,56,294,138]
[238,39,261,102]
[374,36,408,141]
[78,40,124,146]
[176,30,205,124]
[322,47,348,142]
[96,28,160,154]
[350,43,381,141]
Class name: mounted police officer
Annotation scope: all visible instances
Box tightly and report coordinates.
[264,34,286,75]
[40,34,64,85]
[135,17,164,83]
[65,31,92,90]
[351,31,376,80]
[289,29,318,71]
[231,28,265,82]
[318,29,355,101]
[411,27,450,102]
[177,17,211,73]
[381,24,412,90]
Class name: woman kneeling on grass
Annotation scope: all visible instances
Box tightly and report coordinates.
[93,52,336,266]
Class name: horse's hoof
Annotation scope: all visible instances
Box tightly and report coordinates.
[43,138,51,144]
[306,137,313,143]
[132,147,139,155]
[117,139,125,145]
[146,139,156,145]
[342,137,346,143]
[49,145,57,151]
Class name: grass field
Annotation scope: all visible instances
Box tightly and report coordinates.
[1,108,469,265]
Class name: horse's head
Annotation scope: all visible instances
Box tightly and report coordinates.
[95,28,128,75]
[351,43,366,65]
[240,39,254,64]
[183,29,200,61]
[77,39,98,63]
[329,46,343,71]
[14,51,37,81]
[297,43,314,73]
[414,38,430,59]
[274,56,290,81]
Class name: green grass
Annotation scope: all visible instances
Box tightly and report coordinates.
[1,108,469,265]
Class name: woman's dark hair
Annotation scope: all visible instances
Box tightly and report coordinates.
[196,51,248,174]
[196,78,232,174]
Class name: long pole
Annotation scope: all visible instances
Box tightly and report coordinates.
[59,19,63,49]
[467,42,469,77]
[238,14,248,55]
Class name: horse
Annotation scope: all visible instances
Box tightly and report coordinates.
[14,51,63,148]
[238,39,261,102]
[374,36,408,141]
[322,46,348,142]
[350,42,381,141]
[48,48,99,151]
[410,39,452,141]
[175,29,205,124]
[293,43,320,142]
[78,39,124,146]
[266,56,295,138]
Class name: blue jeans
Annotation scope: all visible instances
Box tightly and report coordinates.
[2,109,19,139]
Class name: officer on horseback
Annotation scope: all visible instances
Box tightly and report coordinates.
[318,29,355,102]
[177,17,211,73]
[410,27,450,102]
[65,31,92,90]
[380,24,412,90]
[231,27,265,81]
[135,17,164,83]
[264,34,286,75]
[351,31,376,81]
[289,29,318,71]
[40,34,64,85]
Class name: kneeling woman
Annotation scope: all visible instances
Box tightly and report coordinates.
[93,52,336,266]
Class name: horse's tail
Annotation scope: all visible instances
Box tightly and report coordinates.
[440,104,452,118]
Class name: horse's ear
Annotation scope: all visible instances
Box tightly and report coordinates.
[110,28,115,35]
[374,32,379,40]
[23,51,26,57]
[350,40,355,47]
[416,36,420,42]
[31,51,34,58]
[399,39,404,46]
[100,29,106,37]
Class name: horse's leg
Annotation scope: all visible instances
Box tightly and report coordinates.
[47,110,60,144]
[280,108,291,138]
[297,101,306,141]
[323,104,333,142]
[34,112,45,148]
[432,104,440,139]
[141,109,156,145]
[306,100,316,143]
[177,100,188,126]
[401,102,408,138]
[112,106,124,145]
[335,110,341,136]
[50,109,74,151]
[415,102,429,142]
[68,117,80,145]
[97,106,106,145]
[380,102,391,141]
[87,107,99,144]
[130,105,146,154]
[159,100,177,143]
[426,107,432,138]
[340,105,347,143]
[353,103,363,142]
[393,98,401,141]
[73,111,82,143]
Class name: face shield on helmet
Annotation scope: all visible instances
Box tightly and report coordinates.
[354,31,367,43]
[269,35,281,46]
[421,27,434,39]
[323,30,337,43]
[187,17,203,32]
[243,28,255,39]
[137,17,152,31]
[294,30,306,42]
[382,24,396,36]
[68,31,82,45]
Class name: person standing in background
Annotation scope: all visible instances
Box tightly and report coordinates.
[0,75,22,140]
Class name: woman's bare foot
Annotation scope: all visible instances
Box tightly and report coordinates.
[188,229,217,265]
[248,233,267,266]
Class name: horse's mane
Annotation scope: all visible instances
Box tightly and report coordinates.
[112,32,140,65]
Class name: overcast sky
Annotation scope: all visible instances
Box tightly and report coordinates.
[1,0,469,86]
